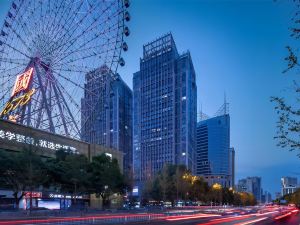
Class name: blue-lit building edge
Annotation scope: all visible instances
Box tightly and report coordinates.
[196,114,232,187]
[81,69,133,175]
[175,52,197,172]
[112,79,133,175]
[132,34,197,191]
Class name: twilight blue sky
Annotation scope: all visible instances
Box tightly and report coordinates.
[0,0,299,196]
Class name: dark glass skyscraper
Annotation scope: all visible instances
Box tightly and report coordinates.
[81,65,133,175]
[196,110,234,187]
[133,34,197,182]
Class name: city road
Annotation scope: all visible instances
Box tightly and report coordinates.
[0,205,299,225]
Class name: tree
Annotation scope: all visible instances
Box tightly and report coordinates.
[45,150,90,207]
[141,164,210,205]
[0,150,25,209]
[158,164,177,202]
[271,1,300,156]
[209,183,223,205]
[222,188,234,205]
[284,189,300,206]
[138,164,253,207]
[89,154,125,208]
[174,165,190,202]
[238,192,256,206]
[0,149,46,209]
[190,177,209,203]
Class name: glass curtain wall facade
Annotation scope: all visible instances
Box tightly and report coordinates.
[196,114,232,187]
[133,33,197,182]
[81,65,133,175]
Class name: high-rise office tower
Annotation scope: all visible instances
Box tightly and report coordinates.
[133,33,197,182]
[196,104,233,187]
[81,65,133,175]
[281,176,298,196]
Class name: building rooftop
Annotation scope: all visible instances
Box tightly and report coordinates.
[143,33,178,59]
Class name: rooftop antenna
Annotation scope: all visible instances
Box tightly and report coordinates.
[198,103,210,121]
[213,92,229,117]
[224,92,227,115]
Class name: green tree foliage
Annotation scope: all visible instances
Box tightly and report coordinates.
[0,149,126,209]
[142,164,191,204]
[88,154,125,208]
[0,148,46,209]
[238,192,257,206]
[45,150,90,205]
[284,188,300,206]
[141,164,257,206]
[190,177,210,202]
[271,1,300,155]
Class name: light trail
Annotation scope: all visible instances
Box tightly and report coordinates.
[254,210,279,216]
[0,213,165,225]
[274,212,292,220]
[165,213,221,221]
[199,215,253,225]
[234,217,268,225]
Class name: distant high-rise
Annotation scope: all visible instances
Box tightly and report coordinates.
[229,147,235,187]
[281,177,298,196]
[195,104,233,188]
[81,65,133,175]
[133,33,197,182]
[237,177,262,202]
[262,191,272,203]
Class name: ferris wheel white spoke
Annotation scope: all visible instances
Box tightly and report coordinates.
[51,69,97,98]
[49,67,90,74]
[0,67,26,89]
[12,1,37,46]
[53,44,119,68]
[49,1,85,42]
[0,58,27,66]
[54,23,120,63]
[45,1,97,55]
[55,84,80,136]
[42,1,66,39]
[2,41,31,59]
[54,36,118,63]
[3,23,32,54]
[0,83,14,102]
[50,62,96,73]
[0,65,22,75]
[56,2,118,56]
[55,25,120,64]
[55,2,119,55]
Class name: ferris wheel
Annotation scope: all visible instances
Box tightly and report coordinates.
[0,0,130,139]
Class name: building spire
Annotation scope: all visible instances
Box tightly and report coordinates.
[224,91,227,115]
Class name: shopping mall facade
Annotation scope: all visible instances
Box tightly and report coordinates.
[0,119,124,210]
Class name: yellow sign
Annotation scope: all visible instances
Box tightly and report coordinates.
[0,89,36,117]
